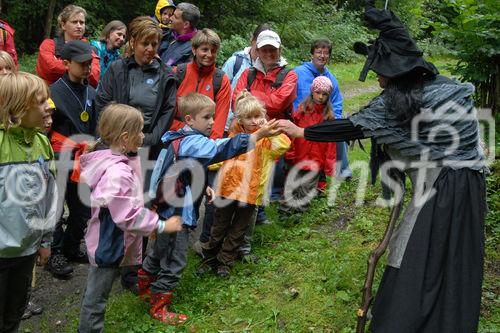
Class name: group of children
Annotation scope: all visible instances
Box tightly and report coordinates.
[0,35,340,330]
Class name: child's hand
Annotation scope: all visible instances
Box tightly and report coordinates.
[257,118,267,128]
[164,215,183,233]
[206,186,215,203]
[37,247,51,266]
[251,119,281,141]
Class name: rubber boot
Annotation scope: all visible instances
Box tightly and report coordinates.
[137,268,155,302]
[150,291,188,325]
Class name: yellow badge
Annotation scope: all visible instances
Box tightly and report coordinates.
[80,110,89,122]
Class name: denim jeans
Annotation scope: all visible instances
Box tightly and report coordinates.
[142,227,190,293]
[78,266,120,333]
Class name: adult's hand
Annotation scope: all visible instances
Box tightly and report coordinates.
[278,120,305,139]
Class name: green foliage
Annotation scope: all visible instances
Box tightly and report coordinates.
[429,0,500,111]
[216,35,248,68]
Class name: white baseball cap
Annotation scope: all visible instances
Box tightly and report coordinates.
[256,30,281,49]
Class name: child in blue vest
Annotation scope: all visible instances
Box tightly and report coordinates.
[140,92,279,325]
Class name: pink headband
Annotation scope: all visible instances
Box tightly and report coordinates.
[311,76,333,93]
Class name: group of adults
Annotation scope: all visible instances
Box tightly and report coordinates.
[19,0,486,331]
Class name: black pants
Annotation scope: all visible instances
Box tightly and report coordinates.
[0,254,36,333]
[199,170,217,243]
[52,181,90,256]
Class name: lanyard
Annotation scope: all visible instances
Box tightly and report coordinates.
[59,78,89,113]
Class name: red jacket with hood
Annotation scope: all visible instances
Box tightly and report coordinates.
[288,103,336,176]
[36,36,100,88]
[233,57,297,120]
[170,61,231,139]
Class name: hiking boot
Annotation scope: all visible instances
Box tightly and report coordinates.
[216,265,230,278]
[195,257,218,277]
[150,291,187,325]
[46,253,73,278]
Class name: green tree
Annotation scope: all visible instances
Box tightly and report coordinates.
[431,0,499,113]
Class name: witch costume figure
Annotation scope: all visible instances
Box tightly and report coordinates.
[279,1,487,332]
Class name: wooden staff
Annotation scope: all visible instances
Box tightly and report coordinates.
[356,196,403,333]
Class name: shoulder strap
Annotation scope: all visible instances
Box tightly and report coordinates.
[170,136,183,163]
[272,67,292,89]
[233,56,243,77]
[212,68,224,99]
[175,63,188,88]
[246,67,257,92]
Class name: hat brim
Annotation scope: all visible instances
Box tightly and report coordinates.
[71,54,93,62]
[257,41,280,49]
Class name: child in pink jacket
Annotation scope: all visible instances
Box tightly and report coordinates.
[77,103,182,333]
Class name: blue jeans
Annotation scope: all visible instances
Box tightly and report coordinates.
[78,266,120,333]
[142,227,190,293]
[336,142,352,177]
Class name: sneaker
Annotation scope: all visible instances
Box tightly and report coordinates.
[256,219,272,225]
[27,300,43,315]
[192,240,207,258]
[21,307,31,320]
[47,253,73,278]
[216,265,230,278]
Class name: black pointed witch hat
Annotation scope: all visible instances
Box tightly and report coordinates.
[354,0,438,82]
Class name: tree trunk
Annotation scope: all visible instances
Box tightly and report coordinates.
[44,0,56,39]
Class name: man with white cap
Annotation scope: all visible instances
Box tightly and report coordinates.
[232,29,297,253]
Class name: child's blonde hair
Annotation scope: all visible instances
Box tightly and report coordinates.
[89,103,143,152]
[0,51,15,72]
[0,72,49,130]
[234,91,266,119]
[178,92,215,120]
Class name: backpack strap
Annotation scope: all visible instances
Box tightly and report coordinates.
[246,67,257,92]
[272,67,292,88]
[175,63,188,88]
[232,56,244,78]
[170,136,183,162]
[212,68,224,99]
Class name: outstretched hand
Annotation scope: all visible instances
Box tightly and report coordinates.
[252,119,281,141]
[277,120,305,138]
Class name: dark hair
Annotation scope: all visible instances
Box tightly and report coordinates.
[310,38,332,55]
[383,69,433,126]
[252,23,272,41]
[176,3,200,29]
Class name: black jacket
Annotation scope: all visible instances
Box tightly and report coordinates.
[50,73,97,137]
[95,56,177,149]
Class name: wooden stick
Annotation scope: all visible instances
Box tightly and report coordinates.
[356,197,403,333]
